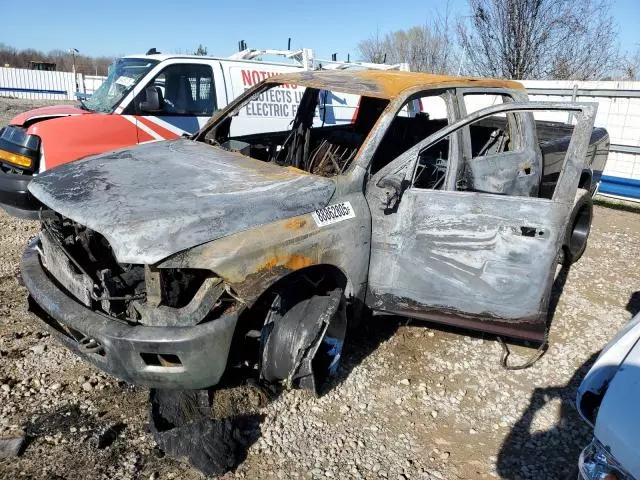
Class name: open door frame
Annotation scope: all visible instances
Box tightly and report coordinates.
[365,102,598,342]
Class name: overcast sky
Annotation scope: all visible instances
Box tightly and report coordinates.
[6,0,640,60]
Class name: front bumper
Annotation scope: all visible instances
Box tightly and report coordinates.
[0,170,40,219]
[578,438,636,479]
[21,239,238,389]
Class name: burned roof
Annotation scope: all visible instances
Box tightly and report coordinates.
[267,70,524,99]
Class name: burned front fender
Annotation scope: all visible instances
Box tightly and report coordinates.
[158,191,371,305]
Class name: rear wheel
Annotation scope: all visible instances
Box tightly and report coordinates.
[559,188,592,265]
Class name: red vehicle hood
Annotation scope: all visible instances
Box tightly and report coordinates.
[10,105,90,126]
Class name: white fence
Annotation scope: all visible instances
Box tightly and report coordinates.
[1,67,639,198]
[82,74,106,96]
[0,67,105,100]
[0,67,77,100]
[523,80,640,200]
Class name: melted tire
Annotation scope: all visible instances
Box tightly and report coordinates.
[260,287,347,395]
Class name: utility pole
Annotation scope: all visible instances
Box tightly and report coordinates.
[69,48,79,93]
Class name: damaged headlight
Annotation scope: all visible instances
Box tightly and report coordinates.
[0,126,41,172]
[131,267,241,327]
[579,438,634,480]
[37,213,242,326]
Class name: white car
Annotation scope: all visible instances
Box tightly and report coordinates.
[576,312,640,479]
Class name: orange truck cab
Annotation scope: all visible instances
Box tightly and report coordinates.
[0,52,315,218]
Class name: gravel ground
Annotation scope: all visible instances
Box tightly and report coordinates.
[0,98,74,126]
[0,98,639,479]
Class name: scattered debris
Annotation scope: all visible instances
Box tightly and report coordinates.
[28,344,46,355]
[148,386,265,477]
[24,405,94,438]
[0,436,25,458]
[92,423,125,449]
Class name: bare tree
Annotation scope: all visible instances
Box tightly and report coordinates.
[357,7,456,73]
[0,43,113,75]
[358,28,386,65]
[457,0,620,80]
[621,47,640,80]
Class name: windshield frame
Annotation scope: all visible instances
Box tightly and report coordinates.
[81,57,159,114]
[196,82,272,140]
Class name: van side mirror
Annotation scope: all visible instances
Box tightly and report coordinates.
[377,175,408,214]
[138,86,162,113]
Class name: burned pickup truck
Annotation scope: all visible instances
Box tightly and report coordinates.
[21,71,608,393]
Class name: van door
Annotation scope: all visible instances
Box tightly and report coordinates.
[124,62,218,140]
[221,62,305,136]
[365,102,597,342]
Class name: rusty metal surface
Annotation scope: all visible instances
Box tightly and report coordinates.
[268,70,525,99]
[159,176,372,306]
[132,277,225,327]
[28,139,336,265]
[39,229,93,307]
[365,102,598,331]
[373,306,546,342]
[366,190,563,324]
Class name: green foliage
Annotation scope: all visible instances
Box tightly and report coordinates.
[194,44,208,56]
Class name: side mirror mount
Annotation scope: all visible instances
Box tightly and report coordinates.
[138,86,162,113]
[377,175,409,214]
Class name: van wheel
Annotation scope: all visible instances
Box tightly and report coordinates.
[260,286,347,395]
[559,188,592,265]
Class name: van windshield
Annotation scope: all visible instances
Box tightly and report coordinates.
[202,83,389,177]
[81,58,158,113]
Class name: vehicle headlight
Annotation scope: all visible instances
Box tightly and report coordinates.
[579,438,634,480]
[0,126,41,172]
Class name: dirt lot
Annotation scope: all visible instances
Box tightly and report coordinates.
[0,98,639,479]
[0,97,75,126]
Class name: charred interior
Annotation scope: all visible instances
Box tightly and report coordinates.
[203,85,389,177]
[38,211,234,326]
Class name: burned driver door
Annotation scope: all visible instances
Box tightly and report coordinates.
[365,102,597,342]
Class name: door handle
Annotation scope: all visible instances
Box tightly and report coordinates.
[519,226,546,237]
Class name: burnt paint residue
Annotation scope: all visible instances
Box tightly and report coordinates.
[284,218,308,230]
[212,235,321,300]
[255,253,315,274]
[234,264,290,300]
[268,70,525,100]
[229,252,316,298]
[372,292,546,342]
[36,158,121,203]
[28,139,336,265]
[284,254,314,270]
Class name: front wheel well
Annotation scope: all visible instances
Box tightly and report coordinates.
[226,264,350,371]
[245,264,349,320]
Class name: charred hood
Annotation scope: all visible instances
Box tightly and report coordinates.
[29,139,336,264]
